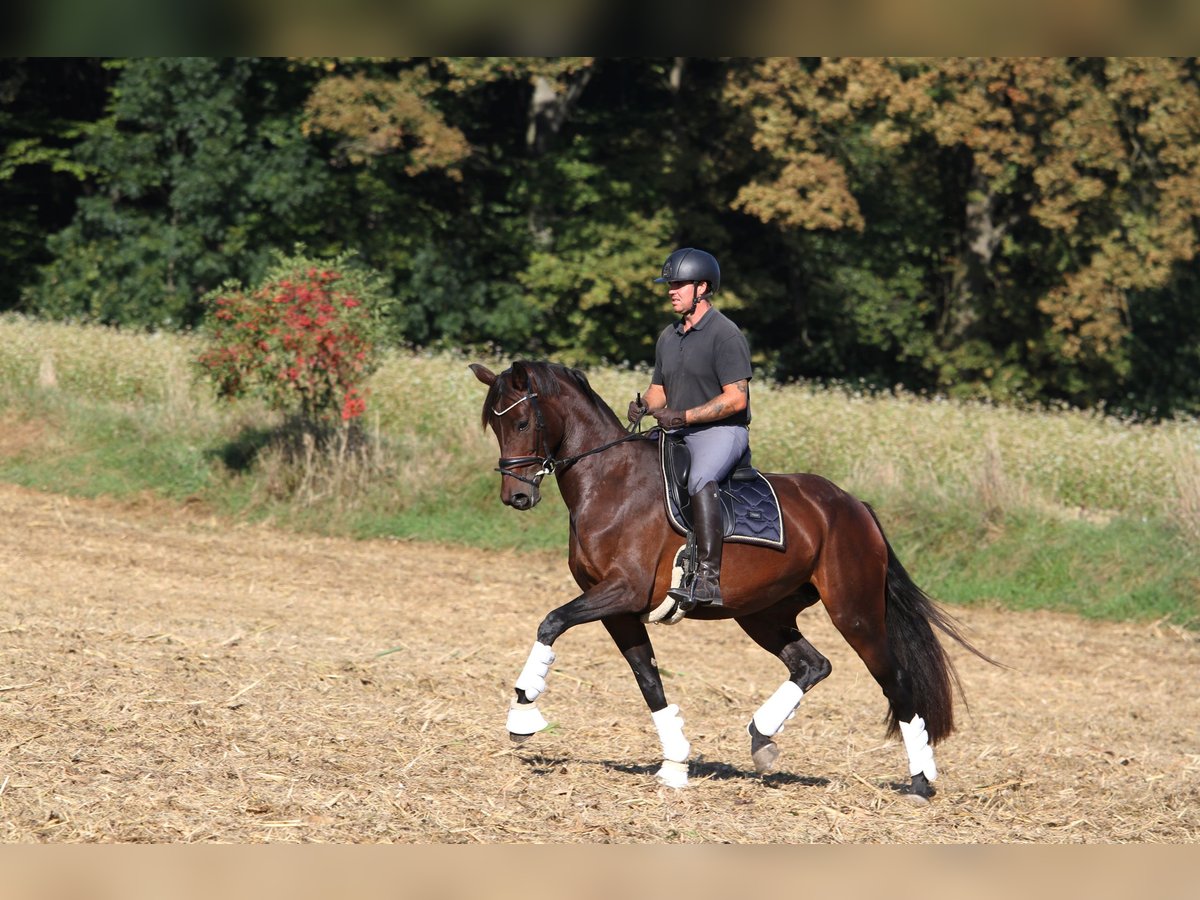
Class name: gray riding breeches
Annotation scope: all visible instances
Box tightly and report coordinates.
[677,425,750,495]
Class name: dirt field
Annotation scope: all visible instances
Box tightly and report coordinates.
[0,482,1196,843]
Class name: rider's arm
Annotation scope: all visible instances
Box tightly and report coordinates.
[683,379,748,426]
[643,383,667,411]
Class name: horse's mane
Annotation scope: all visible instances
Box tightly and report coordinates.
[482,360,619,428]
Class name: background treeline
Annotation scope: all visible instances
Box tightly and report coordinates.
[4,57,1200,417]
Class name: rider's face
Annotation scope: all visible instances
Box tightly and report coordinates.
[668,280,706,315]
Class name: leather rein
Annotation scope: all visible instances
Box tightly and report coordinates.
[492,390,657,488]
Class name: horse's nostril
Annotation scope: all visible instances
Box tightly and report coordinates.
[510,494,531,510]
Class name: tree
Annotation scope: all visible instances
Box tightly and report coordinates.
[0,58,109,308]
[301,57,683,362]
[197,247,390,427]
[298,57,536,351]
[24,58,337,328]
[11,57,1199,415]
[723,57,1200,410]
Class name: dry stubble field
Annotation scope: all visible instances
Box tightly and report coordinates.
[0,483,1196,843]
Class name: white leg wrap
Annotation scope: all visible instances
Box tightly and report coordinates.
[655,759,689,788]
[898,714,938,781]
[651,704,691,763]
[514,641,555,701]
[751,681,805,737]
[506,698,549,736]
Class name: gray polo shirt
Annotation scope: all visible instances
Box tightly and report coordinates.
[652,307,752,427]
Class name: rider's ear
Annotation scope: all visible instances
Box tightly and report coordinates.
[510,361,529,392]
[470,364,496,386]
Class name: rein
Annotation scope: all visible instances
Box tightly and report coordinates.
[493,389,658,487]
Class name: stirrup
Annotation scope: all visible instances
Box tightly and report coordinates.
[666,581,699,613]
[667,570,723,610]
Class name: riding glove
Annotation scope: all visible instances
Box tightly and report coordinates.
[627,397,648,424]
[652,407,688,429]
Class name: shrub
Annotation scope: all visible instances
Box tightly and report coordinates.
[197,249,391,427]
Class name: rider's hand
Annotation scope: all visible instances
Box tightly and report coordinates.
[651,407,687,429]
[627,397,648,424]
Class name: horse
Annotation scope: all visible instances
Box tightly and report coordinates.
[470,360,994,799]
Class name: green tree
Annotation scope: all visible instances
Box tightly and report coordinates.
[0,58,109,308]
[298,57,533,351]
[502,57,686,363]
[24,58,337,328]
[301,57,686,362]
[12,57,1199,416]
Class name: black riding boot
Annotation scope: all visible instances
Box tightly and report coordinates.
[670,481,725,607]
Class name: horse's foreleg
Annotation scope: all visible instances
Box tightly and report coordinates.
[602,616,690,788]
[506,581,642,744]
[506,640,556,741]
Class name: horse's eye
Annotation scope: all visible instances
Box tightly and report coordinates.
[517,420,530,432]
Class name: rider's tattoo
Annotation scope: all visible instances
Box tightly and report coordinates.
[691,380,748,424]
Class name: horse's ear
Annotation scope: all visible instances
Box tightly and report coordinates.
[469,364,496,387]
[510,361,529,391]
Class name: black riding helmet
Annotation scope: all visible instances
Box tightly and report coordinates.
[654,248,720,299]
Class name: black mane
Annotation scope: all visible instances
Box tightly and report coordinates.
[482,360,618,428]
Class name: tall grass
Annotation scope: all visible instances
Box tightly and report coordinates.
[0,314,1196,626]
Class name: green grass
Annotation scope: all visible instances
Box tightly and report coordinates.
[0,314,1196,628]
[349,479,571,551]
[0,392,208,500]
[889,506,1196,625]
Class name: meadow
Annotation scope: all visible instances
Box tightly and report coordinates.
[0,314,1196,628]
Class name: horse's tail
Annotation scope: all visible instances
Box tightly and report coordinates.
[865,505,999,745]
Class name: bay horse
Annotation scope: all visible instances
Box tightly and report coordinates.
[471,360,992,799]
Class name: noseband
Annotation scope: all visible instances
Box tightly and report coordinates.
[491,388,655,488]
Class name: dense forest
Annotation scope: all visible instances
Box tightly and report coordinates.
[3,57,1199,416]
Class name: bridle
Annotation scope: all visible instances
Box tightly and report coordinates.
[491,388,655,488]
[493,390,553,487]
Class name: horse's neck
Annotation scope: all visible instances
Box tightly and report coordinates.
[544,383,612,458]
[555,419,658,512]
[548,379,659,504]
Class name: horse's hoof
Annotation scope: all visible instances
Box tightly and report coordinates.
[506,699,548,738]
[655,759,689,788]
[751,741,780,775]
[747,721,780,775]
[897,773,935,804]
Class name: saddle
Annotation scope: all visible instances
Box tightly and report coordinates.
[659,433,785,551]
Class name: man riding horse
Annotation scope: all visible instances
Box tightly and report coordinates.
[471,249,995,794]
[629,247,752,608]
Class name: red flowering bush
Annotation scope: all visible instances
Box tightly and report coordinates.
[198,250,389,426]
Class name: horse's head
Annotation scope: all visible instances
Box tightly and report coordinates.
[470,361,565,511]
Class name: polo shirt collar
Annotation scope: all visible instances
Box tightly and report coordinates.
[674,306,718,334]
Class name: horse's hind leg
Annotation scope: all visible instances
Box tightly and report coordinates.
[818,541,939,801]
[736,599,831,775]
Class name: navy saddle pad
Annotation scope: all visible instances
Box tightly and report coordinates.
[659,434,785,551]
